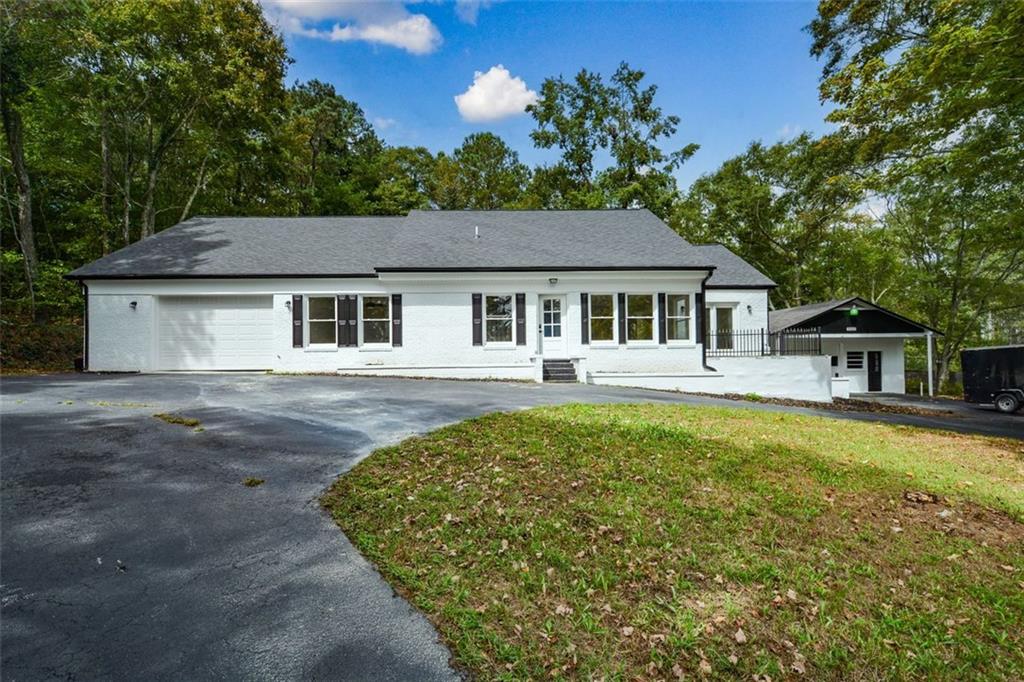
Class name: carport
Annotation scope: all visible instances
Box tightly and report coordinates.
[769,296,941,395]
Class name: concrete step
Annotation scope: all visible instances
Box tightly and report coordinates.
[542,360,577,383]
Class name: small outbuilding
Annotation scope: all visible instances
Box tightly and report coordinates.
[769,296,941,395]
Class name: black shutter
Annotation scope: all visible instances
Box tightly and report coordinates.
[391,294,402,347]
[695,292,704,345]
[515,293,526,345]
[345,295,358,346]
[580,293,589,344]
[657,292,667,344]
[617,293,627,344]
[292,295,303,347]
[336,295,347,347]
[472,293,482,346]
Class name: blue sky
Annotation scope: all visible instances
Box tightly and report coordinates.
[264,1,833,190]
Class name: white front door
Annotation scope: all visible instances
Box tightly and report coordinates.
[540,295,568,358]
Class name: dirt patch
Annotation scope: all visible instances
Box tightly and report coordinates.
[897,493,1024,545]
[684,391,957,417]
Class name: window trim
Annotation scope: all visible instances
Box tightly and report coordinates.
[626,293,656,345]
[484,294,515,347]
[306,295,338,348]
[665,293,694,345]
[588,293,617,346]
[705,303,737,351]
[359,294,391,347]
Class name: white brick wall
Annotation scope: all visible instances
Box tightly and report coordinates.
[88,294,155,371]
[84,273,712,378]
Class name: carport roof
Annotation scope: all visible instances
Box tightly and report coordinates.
[769,296,942,334]
[66,210,771,285]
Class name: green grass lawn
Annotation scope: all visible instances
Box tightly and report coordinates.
[322,404,1024,680]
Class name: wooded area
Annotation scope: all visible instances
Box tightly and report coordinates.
[2,0,1021,385]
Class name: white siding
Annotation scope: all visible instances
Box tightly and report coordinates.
[85,273,707,378]
[705,289,770,331]
[821,337,906,393]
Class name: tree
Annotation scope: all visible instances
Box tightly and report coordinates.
[672,134,865,308]
[0,1,81,315]
[77,0,288,239]
[810,0,1024,378]
[810,0,1024,183]
[432,133,529,210]
[370,146,434,215]
[886,166,1024,386]
[528,62,697,215]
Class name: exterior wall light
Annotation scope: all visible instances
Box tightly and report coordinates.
[129,301,138,310]
[548,277,558,285]
[849,305,859,317]
[285,299,292,311]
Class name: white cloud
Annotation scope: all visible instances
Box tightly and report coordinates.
[454,0,492,25]
[776,123,802,139]
[261,1,442,55]
[454,65,537,123]
[373,116,397,131]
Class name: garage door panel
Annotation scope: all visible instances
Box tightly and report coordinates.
[158,296,274,370]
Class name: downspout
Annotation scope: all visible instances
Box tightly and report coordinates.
[81,281,89,371]
[699,270,715,372]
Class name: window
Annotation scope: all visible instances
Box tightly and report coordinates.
[627,294,654,342]
[716,307,733,350]
[361,295,390,345]
[589,294,615,342]
[485,295,513,343]
[542,297,562,338]
[666,294,691,341]
[308,296,336,345]
[847,351,864,369]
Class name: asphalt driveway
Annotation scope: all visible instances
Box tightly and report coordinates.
[1,374,1019,680]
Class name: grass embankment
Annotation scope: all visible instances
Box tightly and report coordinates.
[323,404,1024,680]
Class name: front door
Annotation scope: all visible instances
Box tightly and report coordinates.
[540,295,568,358]
[868,351,883,392]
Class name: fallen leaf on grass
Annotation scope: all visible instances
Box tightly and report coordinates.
[734,627,747,644]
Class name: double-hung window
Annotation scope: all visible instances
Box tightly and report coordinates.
[627,294,655,342]
[666,294,691,341]
[485,295,513,344]
[361,295,390,345]
[308,296,337,345]
[589,294,615,342]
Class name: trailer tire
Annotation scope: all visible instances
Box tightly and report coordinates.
[994,393,1020,414]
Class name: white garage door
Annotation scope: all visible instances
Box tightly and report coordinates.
[158,296,275,370]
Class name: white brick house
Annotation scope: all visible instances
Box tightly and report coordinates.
[68,209,835,400]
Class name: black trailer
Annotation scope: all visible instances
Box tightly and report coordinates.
[960,345,1024,413]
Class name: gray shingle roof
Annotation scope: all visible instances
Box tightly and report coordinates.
[68,209,773,284]
[68,216,403,278]
[769,298,854,332]
[692,244,776,288]
[770,296,942,334]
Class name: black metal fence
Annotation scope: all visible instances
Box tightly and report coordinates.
[706,328,821,358]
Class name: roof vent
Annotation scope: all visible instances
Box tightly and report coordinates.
[474,225,480,239]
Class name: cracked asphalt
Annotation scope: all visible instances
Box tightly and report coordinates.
[1,374,1018,680]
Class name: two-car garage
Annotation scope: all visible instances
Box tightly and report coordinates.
[157,296,275,370]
